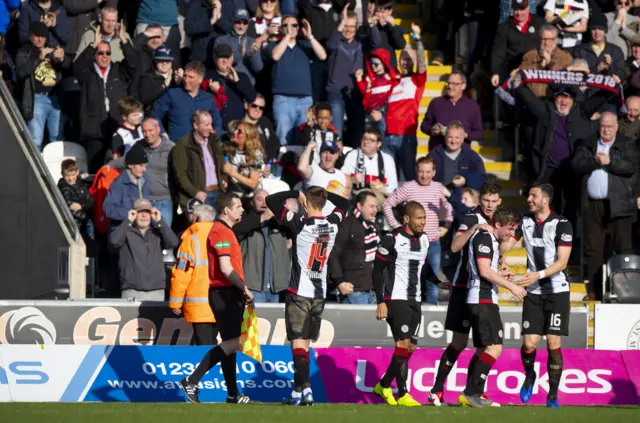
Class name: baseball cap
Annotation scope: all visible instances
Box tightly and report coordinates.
[29,22,49,38]
[511,0,529,10]
[320,139,339,154]
[187,198,204,214]
[232,8,250,23]
[133,199,153,213]
[552,85,577,98]
[214,43,233,59]
[153,45,173,62]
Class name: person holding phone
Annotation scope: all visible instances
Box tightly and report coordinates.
[108,198,180,301]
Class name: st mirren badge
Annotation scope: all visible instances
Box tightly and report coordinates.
[627,320,640,349]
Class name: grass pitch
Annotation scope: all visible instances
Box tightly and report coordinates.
[1,403,639,423]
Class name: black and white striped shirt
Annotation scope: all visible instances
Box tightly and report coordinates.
[520,212,573,295]
[467,229,501,304]
[452,208,491,288]
[373,228,431,302]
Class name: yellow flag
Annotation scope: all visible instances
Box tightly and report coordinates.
[238,304,263,363]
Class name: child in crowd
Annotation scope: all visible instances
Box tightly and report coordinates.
[111,97,144,159]
[57,159,94,237]
[461,187,479,209]
[356,48,397,136]
[299,102,343,165]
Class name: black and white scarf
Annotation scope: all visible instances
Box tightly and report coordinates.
[354,149,385,190]
[354,208,379,262]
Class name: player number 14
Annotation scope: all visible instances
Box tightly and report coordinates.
[307,241,329,270]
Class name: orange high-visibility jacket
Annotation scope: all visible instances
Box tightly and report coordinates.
[169,222,216,323]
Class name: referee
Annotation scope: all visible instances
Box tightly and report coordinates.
[179,193,255,404]
[517,183,572,408]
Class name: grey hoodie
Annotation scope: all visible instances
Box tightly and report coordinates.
[111,137,175,201]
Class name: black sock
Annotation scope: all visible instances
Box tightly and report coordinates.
[464,352,495,396]
[521,346,536,376]
[381,359,395,388]
[292,348,310,391]
[465,354,479,385]
[395,348,409,397]
[548,348,563,397]
[221,352,238,397]
[188,346,227,384]
[432,345,462,393]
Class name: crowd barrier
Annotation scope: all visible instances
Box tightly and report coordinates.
[594,304,640,350]
[0,345,638,405]
[0,301,589,348]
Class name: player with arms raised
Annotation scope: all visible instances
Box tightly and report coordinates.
[459,206,526,407]
[429,183,503,406]
[372,201,446,407]
[266,187,350,406]
[518,183,572,408]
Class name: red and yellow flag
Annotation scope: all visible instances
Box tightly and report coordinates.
[238,304,262,363]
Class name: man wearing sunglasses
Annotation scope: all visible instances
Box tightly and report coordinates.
[74,21,138,172]
[244,94,280,161]
[215,8,264,86]
[267,15,326,145]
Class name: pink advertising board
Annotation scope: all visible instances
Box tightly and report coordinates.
[315,348,640,406]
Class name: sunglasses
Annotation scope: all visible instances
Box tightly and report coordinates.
[371,61,383,67]
[250,104,265,111]
[97,51,111,56]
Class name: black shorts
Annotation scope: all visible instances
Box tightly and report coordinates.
[285,293,325,341]
[522,292,570,336]
[468,304,503,348]
[386,300,422,344]
[445,288,472,334]
[209,288,245,341]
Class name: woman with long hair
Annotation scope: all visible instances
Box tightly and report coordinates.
[222,120,265,198]
[249,0,282,38]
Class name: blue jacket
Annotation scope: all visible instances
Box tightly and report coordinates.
[0,0,20,35]
[103,170,151,227]
[137,0,178,27]
[18,0,69,47]
[151,86,223,141]
[428,144,486,222]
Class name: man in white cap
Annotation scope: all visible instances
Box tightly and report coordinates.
[109,198,180,300]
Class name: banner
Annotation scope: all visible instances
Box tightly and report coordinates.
[1,345,639,404]
[594,304,640,350]
[0,345,326,403]
[315,348,640,406]
[0,301,589,348]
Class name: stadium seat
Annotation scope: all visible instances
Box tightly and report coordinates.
[602,254,640,304]
[41,142,88,182]
[278,145,305,161]
[261,178,290,194]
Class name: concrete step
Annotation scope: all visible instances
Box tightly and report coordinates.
[427,65,452,82]
[484,161,512,180]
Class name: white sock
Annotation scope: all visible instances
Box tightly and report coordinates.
[291,390,302,398]
[303,387,313,397]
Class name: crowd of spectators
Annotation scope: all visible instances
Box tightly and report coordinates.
[3,0,638,303]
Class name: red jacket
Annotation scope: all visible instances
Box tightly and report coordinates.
[88,166,121,234]
[385,71,427,135]
[356,48,398,112]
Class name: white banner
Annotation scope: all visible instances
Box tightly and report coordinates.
[594,304,640,350]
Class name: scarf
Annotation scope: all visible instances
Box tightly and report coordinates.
[354,148,385,190]
[354,209,379,262]
[93,63,111,113]
[496,69,620,105]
